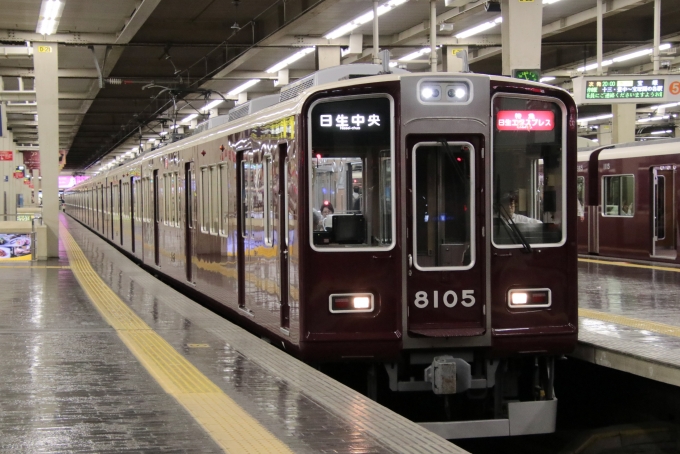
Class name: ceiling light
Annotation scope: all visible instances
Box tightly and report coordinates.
[543,0,561,4]
[577,114,613,124]
[324,0,409,40]
[227,79,260,96]
[576,60,612,72]
[265,48,315,73]
[181,114,198,123]
[651,102,680,110]
[540,76,556,83]
[202,99,224,111]
[650,130,673,135]
[455,17,501,39]
[398,47,431,62]
[36,0,65,35]
[637,115,669,123]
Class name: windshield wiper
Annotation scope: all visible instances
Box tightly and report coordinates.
[498,203,532,253]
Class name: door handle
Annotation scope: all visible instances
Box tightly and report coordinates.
[408,254,413,268]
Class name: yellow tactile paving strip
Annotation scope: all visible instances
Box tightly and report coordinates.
[579,308,680,339]
[59,221,294,454]
[579,257,680,273]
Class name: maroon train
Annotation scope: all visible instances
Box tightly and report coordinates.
[578,138,680,263]
[65,64,578,437]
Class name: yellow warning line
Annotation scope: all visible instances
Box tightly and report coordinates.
[580,308,680,338]
[59,221,293,454]
[579,257,680,273]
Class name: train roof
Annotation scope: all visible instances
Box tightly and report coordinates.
[72,65,569,191]
[577,137,680,162]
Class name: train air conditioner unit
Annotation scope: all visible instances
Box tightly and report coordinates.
[278,64,409,102]
[227,94,280,122]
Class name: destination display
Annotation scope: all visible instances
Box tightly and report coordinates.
[496,111,555,131]
[311,97,391,149]
[585,78,664,100]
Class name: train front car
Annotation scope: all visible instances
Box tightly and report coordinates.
[299,73,578,438]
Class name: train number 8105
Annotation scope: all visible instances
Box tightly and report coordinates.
[413,290,475,308]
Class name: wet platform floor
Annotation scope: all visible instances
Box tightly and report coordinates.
[0,214,464,454]
[575,257,680,387]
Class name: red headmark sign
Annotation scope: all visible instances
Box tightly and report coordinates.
[497,111,555,131]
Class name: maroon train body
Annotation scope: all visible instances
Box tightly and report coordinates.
[65,65,578,437]
[577,138,680,262]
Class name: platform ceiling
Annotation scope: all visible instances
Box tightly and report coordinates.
[0,0,679,171]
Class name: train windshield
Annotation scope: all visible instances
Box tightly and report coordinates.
[492,96,566,248]
[308,95,395,250]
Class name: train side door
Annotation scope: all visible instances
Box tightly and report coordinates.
[153,169,160,266]
[652,166,676,258]
[278,144,290,330]
[406,140,485,337]
[236,151,253,312]
[185,162,197,283]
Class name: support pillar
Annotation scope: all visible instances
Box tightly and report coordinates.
[611,104,636,144]
[444,46,468,72]
[317,47,341,69]
[33,42,60,257]
[501,0,543,77]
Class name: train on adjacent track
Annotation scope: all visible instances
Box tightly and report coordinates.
[578,138,680,263]
[65,64,578,437]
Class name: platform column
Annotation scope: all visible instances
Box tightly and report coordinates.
[317,47,341,70]
[33,42,59,257]
[501,0,543,77]
[444,46,468,73]
[611,104,636,144]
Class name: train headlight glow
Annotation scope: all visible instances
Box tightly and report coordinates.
[511,292,528,305]
[329,293,374,313]
[421,86,440,100]
[508,289,552,309]
[353,297,370,309]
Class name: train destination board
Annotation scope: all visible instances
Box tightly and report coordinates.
[585,78,664,100]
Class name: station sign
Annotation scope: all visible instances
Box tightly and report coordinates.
[573,75,680,105]
[0,151,13,161]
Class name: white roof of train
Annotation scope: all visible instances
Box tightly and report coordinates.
[578,138,680,162]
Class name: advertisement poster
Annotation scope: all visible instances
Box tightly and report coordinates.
[0,151,13,161]
[0,234,31,260]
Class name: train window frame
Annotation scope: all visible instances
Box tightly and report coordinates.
[307,93,396,252]
[412,141,476,271]
[490,93,568,250]
[210,165,220,235]
[200,166,210,233]
[602,174,635,217]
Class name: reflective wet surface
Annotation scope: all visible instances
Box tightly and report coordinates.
[578,259,680,367]
[0,215,463,453]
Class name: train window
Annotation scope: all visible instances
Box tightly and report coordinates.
[162,173,169,224]
[173,172,180,227]
[210,165,220,235]
[577,176,585,219]
[219,163,229,237]
[200,167,209,232]
[308,95,395,250]
[492,95,566,248]
[264,154,273,247]
[603,175,634,217]
[413,142,474,270]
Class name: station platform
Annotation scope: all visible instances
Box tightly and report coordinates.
[0,214,464,454]
[574,257,680,388]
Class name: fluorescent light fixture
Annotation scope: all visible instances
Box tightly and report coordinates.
[637,115,669,123]
[577,114,613,124]
[181,114,198,123]
[650,130,673,135]
[159,131,168,136]
[202,99,224,111]
[398,47,431,61]
[592,138,599,142]
[227,79,260,96]
[324,0,409,40]
[389,61,398,67]
[577,60,612,72]
[540,76,556,83]
[651,102,680,110]
[36,0,65,35]
[455,17,502,39]
[265,48,315,73]
[543,0,561,4]
[148,138,156,142]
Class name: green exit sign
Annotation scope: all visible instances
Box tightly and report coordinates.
[513,69,541,82]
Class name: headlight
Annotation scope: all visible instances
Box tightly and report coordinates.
[329,293,374,313]
[420,86,441,101]
[508,289,551,308]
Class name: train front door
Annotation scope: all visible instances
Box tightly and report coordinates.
[652,166,676,258]
[406,140,485,338]
[185,162,197,283]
